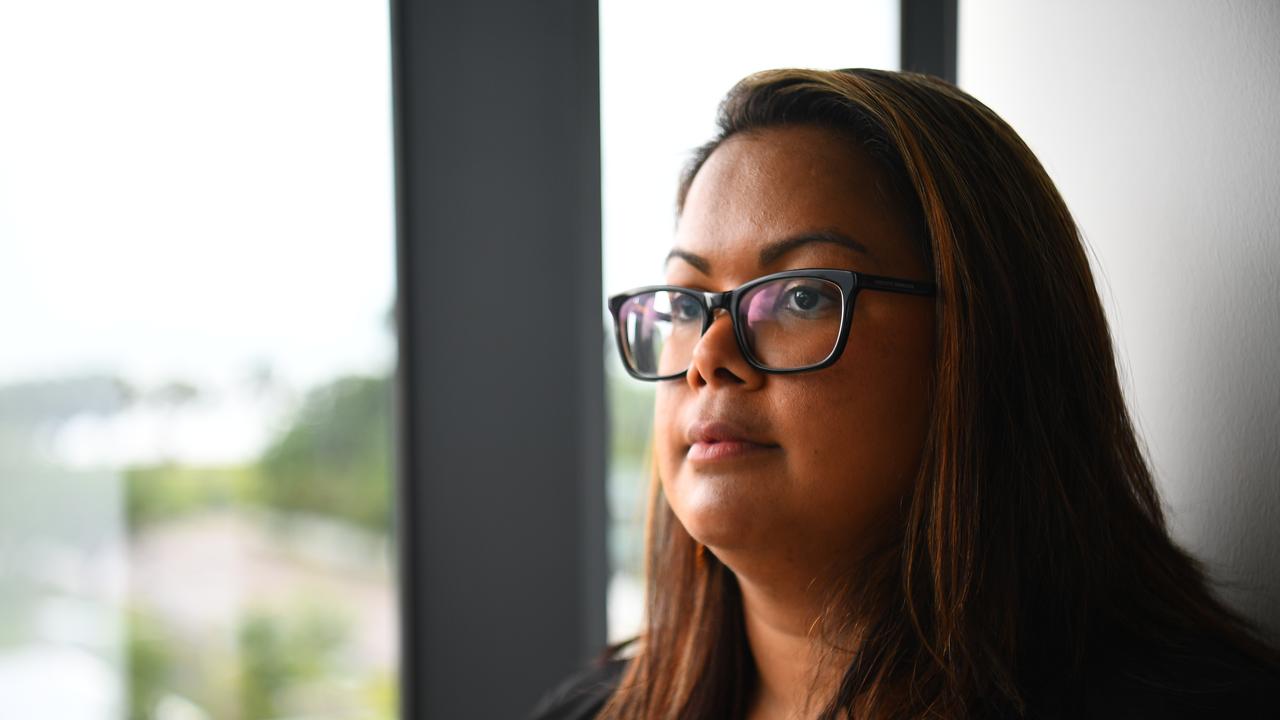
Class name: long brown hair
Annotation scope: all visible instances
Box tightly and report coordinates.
[597,68,1278,719]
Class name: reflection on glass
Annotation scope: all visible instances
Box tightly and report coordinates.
[0,2,398,718]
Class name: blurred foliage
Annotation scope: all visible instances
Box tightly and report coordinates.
[605,367,656,581]
[258,375,393,533]
[607,370,655,464]
[124,464,257,530]
[126,609,173,720]
[3,368,396,718]
[365,670,400,720]
[113,373,396,719]
[124,598,386,720]
[237,601,349,720]
[121,374,393,533]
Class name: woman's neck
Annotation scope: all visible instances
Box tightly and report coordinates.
[738,573,855,720]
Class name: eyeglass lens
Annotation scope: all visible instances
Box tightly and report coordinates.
[616,277,844,378]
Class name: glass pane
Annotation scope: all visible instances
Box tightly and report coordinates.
[619,291,703,378]
[600,0,900,644]
[740,278,844,368]
[0,3,399,719]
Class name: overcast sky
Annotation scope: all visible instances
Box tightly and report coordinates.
[0,0,898,462]
[0,0,397,391]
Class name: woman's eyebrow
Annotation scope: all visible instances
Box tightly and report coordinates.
[664,229,873,274]
[664,248,711,274]
[759,229,873,265]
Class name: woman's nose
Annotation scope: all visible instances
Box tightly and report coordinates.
[685,309,766,390]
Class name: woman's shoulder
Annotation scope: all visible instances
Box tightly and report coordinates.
[527,652,631,720]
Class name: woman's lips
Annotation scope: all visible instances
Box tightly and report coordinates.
[686,439,780,463]
[684,419,779,463]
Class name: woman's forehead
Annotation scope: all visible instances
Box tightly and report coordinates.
[671,126,906,278]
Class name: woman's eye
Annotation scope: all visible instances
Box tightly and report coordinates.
[780,283,838,315]
[670,295,702,322]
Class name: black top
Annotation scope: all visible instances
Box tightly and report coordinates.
[527,656,629,720]
[529,627,1280,717]
[524,655,1274,717]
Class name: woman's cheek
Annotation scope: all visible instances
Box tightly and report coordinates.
[652,384,671,431]
[652,386,681,478]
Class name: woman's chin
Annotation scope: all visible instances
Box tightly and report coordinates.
[667,477,772,552]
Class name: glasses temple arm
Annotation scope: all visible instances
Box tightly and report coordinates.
[858,274,937,295]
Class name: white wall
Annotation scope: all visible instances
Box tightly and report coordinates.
[959,0,1280,634]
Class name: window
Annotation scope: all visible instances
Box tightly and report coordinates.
[0,3,398,718]
[599,0,901,642]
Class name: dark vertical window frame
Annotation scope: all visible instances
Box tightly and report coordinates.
[901,0,958,83]
[390,0,608,717]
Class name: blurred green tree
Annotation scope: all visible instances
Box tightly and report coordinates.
[124,463,255,530]
[257,375,392,532]
[126,608,175,720]
[237,602,348,720]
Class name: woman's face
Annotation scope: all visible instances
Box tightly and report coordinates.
[654,124,935,581]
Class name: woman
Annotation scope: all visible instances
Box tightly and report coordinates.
[531,68,1279,719]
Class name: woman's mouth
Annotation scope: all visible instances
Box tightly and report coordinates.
[687,438,780,463]
[685,419,780,463]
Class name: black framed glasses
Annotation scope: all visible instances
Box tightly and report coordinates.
[607,267,936,381]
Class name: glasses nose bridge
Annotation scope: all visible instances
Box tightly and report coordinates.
[699,290,736,335]
[689,289,751,378]
[704,289,733,315]
[696,289,744,356]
